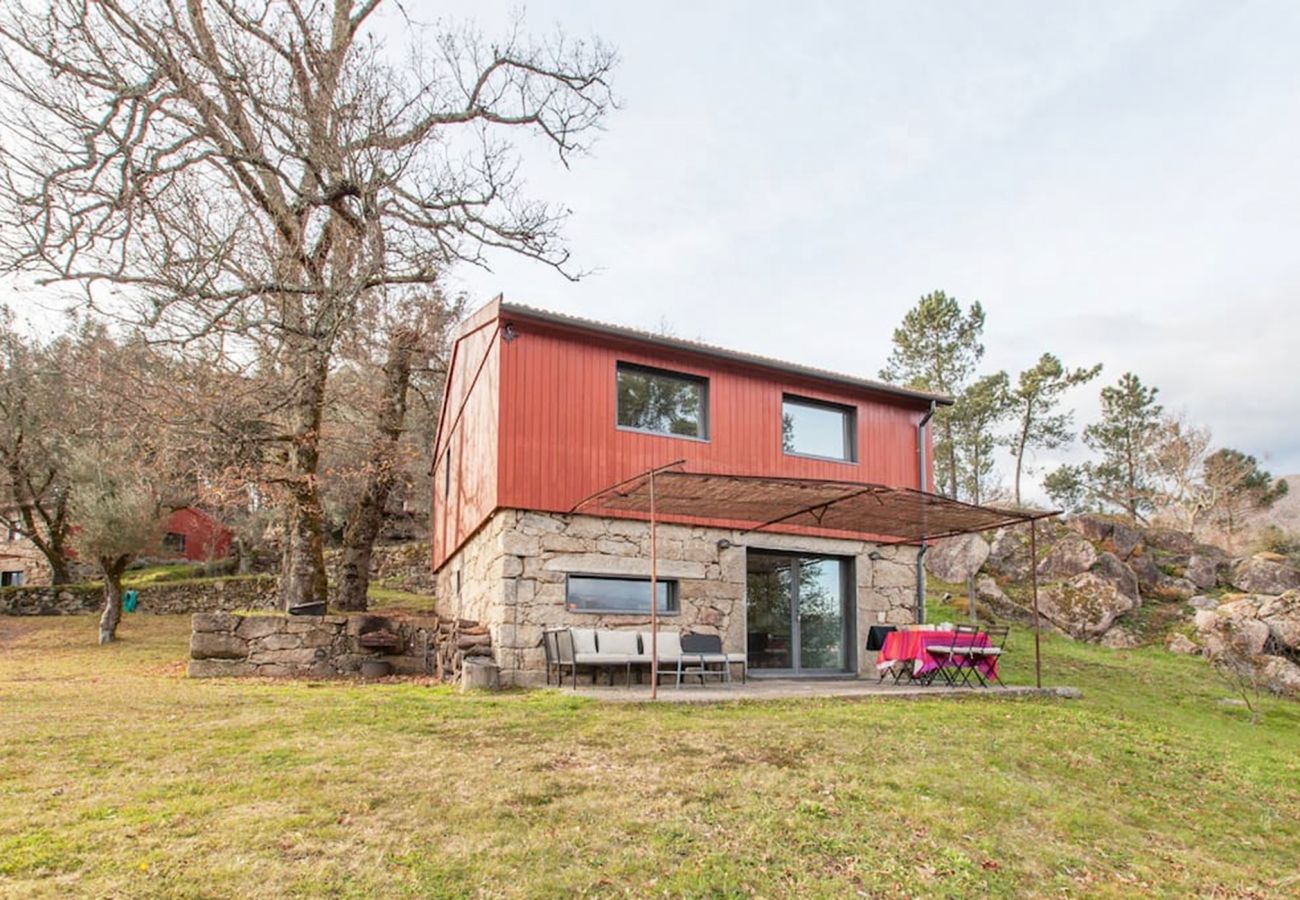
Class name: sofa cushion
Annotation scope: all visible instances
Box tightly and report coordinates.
[570,628,598,655]
[597,629,639,655]
[642,629,681,660]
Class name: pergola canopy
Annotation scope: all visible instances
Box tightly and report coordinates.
[572,468,1058,544]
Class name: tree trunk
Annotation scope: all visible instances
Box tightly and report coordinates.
[97,554,129,644]
[336,328,419,612]
[279,346,331,611]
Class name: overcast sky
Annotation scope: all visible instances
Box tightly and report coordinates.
[8,2,1298,498]
[415,0,1300,493]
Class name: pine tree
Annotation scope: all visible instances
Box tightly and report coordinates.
[951,371,1012,504]
[1005,354,1102,505]
[1081,373,1164,524]
[879,291,985,497]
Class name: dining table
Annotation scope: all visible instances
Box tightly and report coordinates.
[875,628,997,681]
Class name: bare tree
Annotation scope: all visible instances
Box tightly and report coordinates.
[0,308,75,582]
[0,1,615,609]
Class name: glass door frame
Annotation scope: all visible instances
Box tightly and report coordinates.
[745,549,856,677]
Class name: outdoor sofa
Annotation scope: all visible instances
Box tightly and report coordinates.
[543,627,746,687]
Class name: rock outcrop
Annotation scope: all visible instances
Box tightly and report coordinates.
[1036,571,1138,639]
[925,533,990,583]
[1229,556,1300,595]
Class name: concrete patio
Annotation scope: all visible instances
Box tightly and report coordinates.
[568,677,1081,704]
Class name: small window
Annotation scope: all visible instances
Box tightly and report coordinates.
[782,396,856,462]
[566,575,679,615]
[162,532,187,553]
[616,363,708,440]
[1,571,24,587]
[443,447,451,497]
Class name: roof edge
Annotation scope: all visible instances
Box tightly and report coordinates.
[496,301,954,408]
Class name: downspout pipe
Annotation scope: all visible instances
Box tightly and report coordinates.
[915,400,937,625]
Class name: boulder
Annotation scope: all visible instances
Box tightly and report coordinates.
[1188,595,1219,611]
[1100,627,1139,649]
[1184,555,1221,590]
[1257,590,1300,651]
[972,574,1033,621]
[1143,527,1197,557]
[1092,552,1140,603]
[1229,557,1300,595]
[1036,571,1138,639]
[1128,553,1162,594]
[1166,633,1199,655]
[1037,533,1098,579]
[1068,514,1114,544]
[1109,522,1143,559]
[987,527,1032,580]
[1196,604,1271,657]
[925,533,990,584]
[1156,576,1198,601]
[1258,657,1300,698]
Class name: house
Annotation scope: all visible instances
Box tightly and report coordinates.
[158,506,234,563]
[432,298,989,686]
[1,520,49,586]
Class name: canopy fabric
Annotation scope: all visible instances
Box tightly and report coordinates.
[572,469,1057,544]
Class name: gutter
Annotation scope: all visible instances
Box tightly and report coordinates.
[915,400,937,625]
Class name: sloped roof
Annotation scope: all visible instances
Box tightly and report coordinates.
[573,469,1057,544]
[499,302,952,408]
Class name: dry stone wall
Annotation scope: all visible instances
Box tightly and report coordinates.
[436,509,918,685]
[1,575,278,616]
[188,611,466,678]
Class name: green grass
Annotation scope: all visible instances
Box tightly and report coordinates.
[0,615,1297,898]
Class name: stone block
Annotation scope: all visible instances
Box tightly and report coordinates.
[236,616,286,640]
[540,534,588,552]
[190,631,248,660]
[499,530,540,557]
[256,633,304,651]
[188,658,255,678]
[248,647,325,667]
[518,512,565,535]
[192,612,239,633]
[873,560,915,589]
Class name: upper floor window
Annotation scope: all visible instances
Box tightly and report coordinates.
[616,363,708,440]
[782,395,856,462]
[162,532,187,553]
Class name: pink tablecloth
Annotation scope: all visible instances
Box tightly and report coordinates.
[875,629,997,680]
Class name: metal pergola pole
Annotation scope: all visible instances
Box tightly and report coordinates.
[1031,519,1042,689]
[649,468,658,701]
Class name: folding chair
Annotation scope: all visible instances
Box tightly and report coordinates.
[963,624,1009,688]
[921,624,981,687]
[677,633,731,687]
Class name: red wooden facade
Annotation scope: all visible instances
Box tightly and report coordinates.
[161,507,233,562]
[433,299,943,570]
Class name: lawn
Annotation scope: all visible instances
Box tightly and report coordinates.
[1,614,1297,898]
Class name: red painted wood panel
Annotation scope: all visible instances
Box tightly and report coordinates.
[433,306,938,569]
[161,507,233,561]
[496,315,932,524]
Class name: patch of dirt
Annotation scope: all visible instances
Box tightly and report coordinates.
[0,617,39,650]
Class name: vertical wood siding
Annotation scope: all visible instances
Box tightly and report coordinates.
[496,316,932,529]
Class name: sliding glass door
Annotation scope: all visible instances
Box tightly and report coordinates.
[746,551,852,675]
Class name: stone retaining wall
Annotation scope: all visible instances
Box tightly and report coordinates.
[435,509,918,685]
[188,611,445,678]
[0,575,278,616]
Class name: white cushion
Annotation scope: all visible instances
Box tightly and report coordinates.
[570,628,598,655]
[576,653,633,664]
[726,652,747,664]
[597,630,639,655]
[642,630,681,660]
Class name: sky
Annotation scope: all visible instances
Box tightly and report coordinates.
[7,1,1299,499]
[414,0,1300,494]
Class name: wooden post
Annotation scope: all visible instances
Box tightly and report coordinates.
[649,468,658,701]
[967,572,978,624]
[1031,519,1042,689]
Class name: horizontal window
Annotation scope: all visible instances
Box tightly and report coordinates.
[616,363,708,439]
[162,532,187,553]
[566,575,679,615]
[782,395,856,462]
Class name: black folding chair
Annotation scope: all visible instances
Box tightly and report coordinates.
[921,624,981,687]
[963,624,1010,688]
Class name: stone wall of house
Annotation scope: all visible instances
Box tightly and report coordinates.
[0,534,55,586]
[0,575,279,616]
[188,611,460,679]
[435,509,918,685]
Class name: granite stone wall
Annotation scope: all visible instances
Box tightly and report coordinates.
[435,509,918,685]
[188,611,443,678]
[0,575,279,616]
